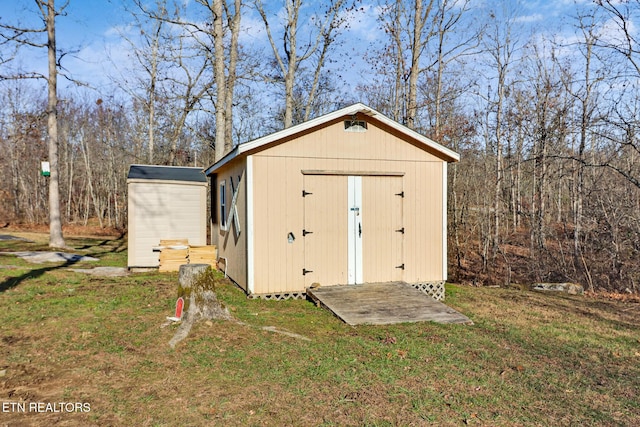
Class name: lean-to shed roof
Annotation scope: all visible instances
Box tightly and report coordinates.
[205,103,460,175]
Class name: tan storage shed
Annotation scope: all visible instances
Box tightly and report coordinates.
[127,165,208,269]
[205,103,459,300]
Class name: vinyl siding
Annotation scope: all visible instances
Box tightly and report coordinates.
[127,180,207,268]
[248,117,445,294]
[213,160,248,290]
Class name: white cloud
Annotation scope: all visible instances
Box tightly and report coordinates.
[597,16,638,46]
[515,13,544,23]
[338,3,382,43]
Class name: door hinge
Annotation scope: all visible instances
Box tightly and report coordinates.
[303,268,313,275]
[395,227,405,234]
[303,229,313,236]
[395,191,404,198]
[395,263,405,270]
[302,190,313,197]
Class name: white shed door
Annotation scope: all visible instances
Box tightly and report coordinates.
[303,174,404,287]
[347,176,363,284]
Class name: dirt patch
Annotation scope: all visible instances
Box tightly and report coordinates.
[2,223,123,238]
[68,267,129,277]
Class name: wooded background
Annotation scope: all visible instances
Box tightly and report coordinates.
[1,0,639,293]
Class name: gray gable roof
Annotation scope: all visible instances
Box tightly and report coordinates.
[127,165,207,183]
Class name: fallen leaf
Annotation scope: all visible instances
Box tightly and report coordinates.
[382,335,397,345]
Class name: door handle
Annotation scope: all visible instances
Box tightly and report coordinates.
[358,222,362,237]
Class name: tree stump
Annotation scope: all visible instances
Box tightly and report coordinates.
[169,264,231,348]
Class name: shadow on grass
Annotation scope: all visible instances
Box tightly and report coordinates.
[75,231,127,252]
[0,233,128,293]
[0,259,83,293]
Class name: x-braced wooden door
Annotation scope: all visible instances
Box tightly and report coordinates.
[302,174,404,287]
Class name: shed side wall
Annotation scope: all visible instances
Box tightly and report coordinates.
[213,159,248,290]
[127,180,207,268]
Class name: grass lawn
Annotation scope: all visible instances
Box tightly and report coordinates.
[1,232,639,426]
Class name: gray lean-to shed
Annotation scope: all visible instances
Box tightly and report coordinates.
[206,103,460,300]
[127,165,208,269]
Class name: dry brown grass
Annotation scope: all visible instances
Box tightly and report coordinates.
[1,232,639,426]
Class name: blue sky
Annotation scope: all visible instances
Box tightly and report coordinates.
[1,0,132,89]
[0,0,599,95]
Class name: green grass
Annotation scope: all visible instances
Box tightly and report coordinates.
[1,234,639,426]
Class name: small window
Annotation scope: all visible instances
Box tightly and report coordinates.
[219,180,227,229]
[344,120,367,132]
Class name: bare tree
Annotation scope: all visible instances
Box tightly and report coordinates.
[255,0,350,128]
[405,0,436,130]
[482,2,521,253]
[371,0,435,128]
[122,1,168,164]
[428,0,478,139]
[595,0,640,76]
[561,9,607,290]
[201,0,242,159]
[591,0,640,189]
[0,0,67,247]
[360,0,406,121]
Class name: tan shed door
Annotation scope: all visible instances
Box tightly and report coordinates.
[303,175,349,286]
[361,176,404,283]
[303,174,404,287]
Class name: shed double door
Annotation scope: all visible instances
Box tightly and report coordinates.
[302,174,404,287]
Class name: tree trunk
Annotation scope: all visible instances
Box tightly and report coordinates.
[46,0,65,248]
[407,0,427,130]
[213,0,227,160]
[169,264,231,348]
[223,0,241,152]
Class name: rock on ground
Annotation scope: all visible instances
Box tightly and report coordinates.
[10,251,99,263]
[532,282,584,295]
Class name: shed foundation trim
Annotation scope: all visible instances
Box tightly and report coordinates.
[247,292,307,301]
[411,281,445,301]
